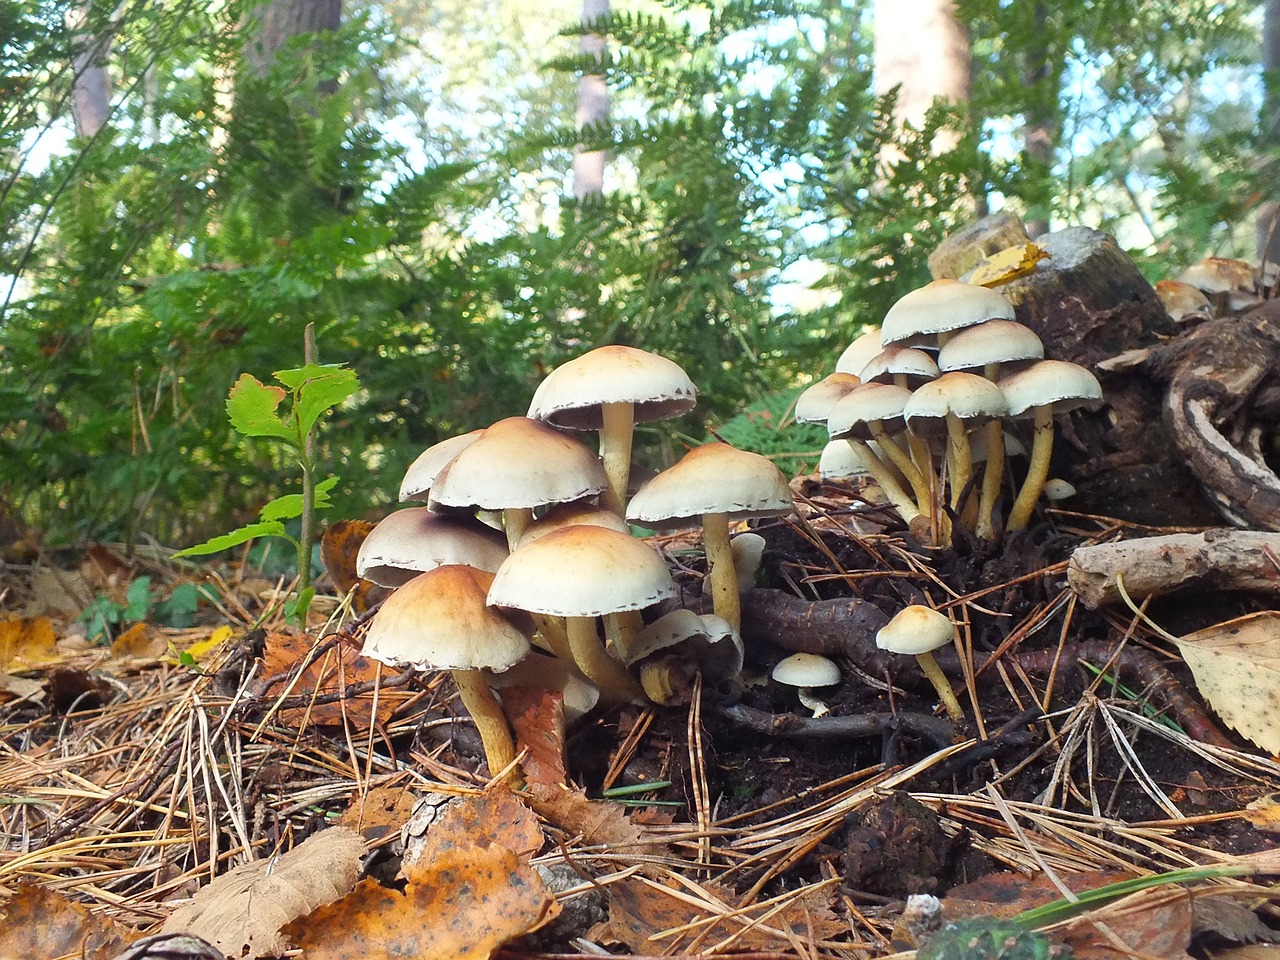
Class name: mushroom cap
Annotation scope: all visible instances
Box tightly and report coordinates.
[399,430,484,502]
[859,346,940,385]
[771,652,841,688]
[356,508,510,587]
[488,652,600,724]
[999,360,1103,418]
[834,328,884,376]
[903,372,1008,437]
[625,443,794,527]
[881,279,1016,347]
[361,565,532,672]
[429,416,607,512]
[1154,279,1212,323]
[488,524,677,617]
[1177,257,1258,295]
[819,439,873,480]
[876,604,953,655]
[936,320,1044,372]
[528,345,697,430]
[794,373,862,424]
[516,502,631,549]
[626,609,744,682]
[827,382,913,441]
[1042,477,1077,501]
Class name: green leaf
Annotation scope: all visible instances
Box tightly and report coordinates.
[155,583,201,628]
[124,577,153,621]
[259,493,306,522]
[313,474,340,508]
[285,586,315,625]
[289,365,360,439]
[173,520,289,558]
[225,373,294,442]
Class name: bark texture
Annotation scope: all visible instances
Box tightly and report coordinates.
[573,0,609,201]
[874,0,970,156]
[242,0,342,78]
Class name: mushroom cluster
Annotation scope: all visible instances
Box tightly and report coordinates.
[801,279,1103,543]
[351,344,797,779]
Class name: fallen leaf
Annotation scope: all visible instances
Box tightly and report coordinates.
[1193,895,1275,944]
[946,869,1126,919]
[259,631,406,729]
[111,621,166,659]
[969,241,1051,287]
[321,519,388,613]
[169,625,233,665]
[160,826,365,960]
[502,684,569,788]
[0,670,44,702]
[411,788,543,865]
[284,841,558,960]
[338,784,421,844]
[1062,888,1193,960]
[0,882,133,960]
[526,782,649,855]
[1243,795,1280,834]
[1174,611,1280,753]
[0,616,60,672]
[47,667,116,711]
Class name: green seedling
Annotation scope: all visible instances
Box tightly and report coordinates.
[173,360,359,622]
[78,579,207,643]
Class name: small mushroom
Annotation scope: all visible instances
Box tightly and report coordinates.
[875,605,963,722]
[771,652,842,717]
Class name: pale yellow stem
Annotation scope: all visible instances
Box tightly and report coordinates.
[703,512,741,632]
[1007,407,1054,532]
[599,401,634,517]
[869,423,931,511]
[566,615,644,704]
[976,419,1005,539]
[915,652,964,723]
[452,668,522,784]
[502,507,534,551]
[845,439,921,524]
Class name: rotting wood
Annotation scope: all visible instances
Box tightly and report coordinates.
[1068,530,1280,608]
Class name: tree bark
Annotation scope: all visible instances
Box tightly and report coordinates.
[1020,2,1058,238]
[67,1,112,139]
[874,0,970,157]
[242,0,342,79]
[1257,0,1280,266]
[573,0,609,201]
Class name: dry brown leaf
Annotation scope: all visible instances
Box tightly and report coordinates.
[526,783,649,855]
[160,826,365,959]
[1205,947,1280,959]
[416,788,544,863]
[1061,888,1193,960]
[320,519,388,613]
[1175,611,1280,753]
[1243,795,1280,833]
[111,621,166,660]
[970,242,1051,287]
[0,882,133,960]
[0,616,60,672]
[283,841,558,960]
[503,684,569,788]
[945,869,1126,919]
[338,784,421,844]
[260,631,406,730]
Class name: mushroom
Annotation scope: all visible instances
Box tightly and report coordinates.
[827,383,930,524]
[1153,279,1212,324]
[355,508,509,587]
[880,279,1015,350]
[361,565,532,781]
[875,605,963,722]
[771,652,842,717]
[858,345,940,388]
[999,360,1102,533]
[528,345,697,516]
[794,373,862,424]
[1177,257,1260,316]
[488,651,600,725]
[834,328,884,376]
[488,524,676,705]
[626,443,794,632]
[626,610,744,706]
[399,430,484,502]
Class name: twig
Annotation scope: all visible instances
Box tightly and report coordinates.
[717,703,955,748]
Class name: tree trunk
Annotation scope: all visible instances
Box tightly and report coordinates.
[573,0,609,201]
[1257,0,1280,266]
[67,1,112,139]
[1021,2,1058,238]
[242,0,342,79]
[873,0,970,157]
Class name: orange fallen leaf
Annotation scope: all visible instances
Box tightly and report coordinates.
[285,841,558,960]
[260,631,407,729]
[321,519,387,613]
[0,883,133,960]
[970,241,1050,287]
[503,684,569,788]
[410,788,544,866]
[111,621,166,659]
[526,782,649,856]
[0,616,59,672]
[1061,888,1193,960]
[338,784,421,843]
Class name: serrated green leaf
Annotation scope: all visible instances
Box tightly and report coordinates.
[273,362,343,390]
[259,493,306,522]
[173,520,289,557]
[293,366,360,439]
[226,374,294,442]
[313,475,339,508]
[124,576,153,620]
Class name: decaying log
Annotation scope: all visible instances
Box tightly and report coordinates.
[1069,530,1280,608]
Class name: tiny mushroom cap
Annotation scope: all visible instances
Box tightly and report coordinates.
[1042,477,1077,501]
[1177,257,1258,295]
[627,610,745,682]
[876,604,954,656]
[881,279,1016,348]
[356,508,509,587]
[528,345,697,430]
[827,383,913,440]
[819,439,872,479]
[1154,279,1212,323]
[794,373,862,424]
[835,328,884,376]
[903,371,1009,436]
[771,652,842,688]
[626,443,795,527]
[361,565,531,672]
[859,346,940,386]
[516,502,630,549]
[999,360,1103,418]
[399,430,484,502]
[936,320,1045,372]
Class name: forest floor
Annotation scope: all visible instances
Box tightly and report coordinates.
[2,481,1279,959]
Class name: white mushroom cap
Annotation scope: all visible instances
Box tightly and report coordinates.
[399,430,484,502]
[771,652,841,688]
[626,443,795,527]
[827,383,912,441]
[1177,257,1258,295]
[626,609,744,682]
[429,416,607,512]
[794,373,862,424]
[528,345,697,430]
[999,360,1103,418]
[936,320,1044,372]
[1154,279,1212,323]
[859,346,940,385]
[835,328,884,376]
[516,502,630,549]
[488,524,677,618]
[487,652,600,724]
[361,565,532,672]
[356,508,509,587]
[902,372,1008,437]
[875,605,954,655]
[881,279,1016,347]
[1042,477,1077,501]
[819,439,872,480]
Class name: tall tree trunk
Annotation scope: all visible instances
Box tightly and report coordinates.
[242,0,342,79]
[1258,0,1280,267]
[1021,2,1058,238]
[873,0,970,160]
[67,1,112,139]
[573,0,609,201]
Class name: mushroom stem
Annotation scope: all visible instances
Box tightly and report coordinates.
[604,609,643,660]
[945,413,973,513]
[1007,405,1054,532]
[975,419,1005,539]
[702,512,741,632]
[598,400,635,517]
[451,667,522,784]
[532,613,574,661]
[565,615,644,704]
[797,688,830,717]
[914,651,964,723]
[869,423,931,511]
[845,439,921,524]
[502,507,534,551]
